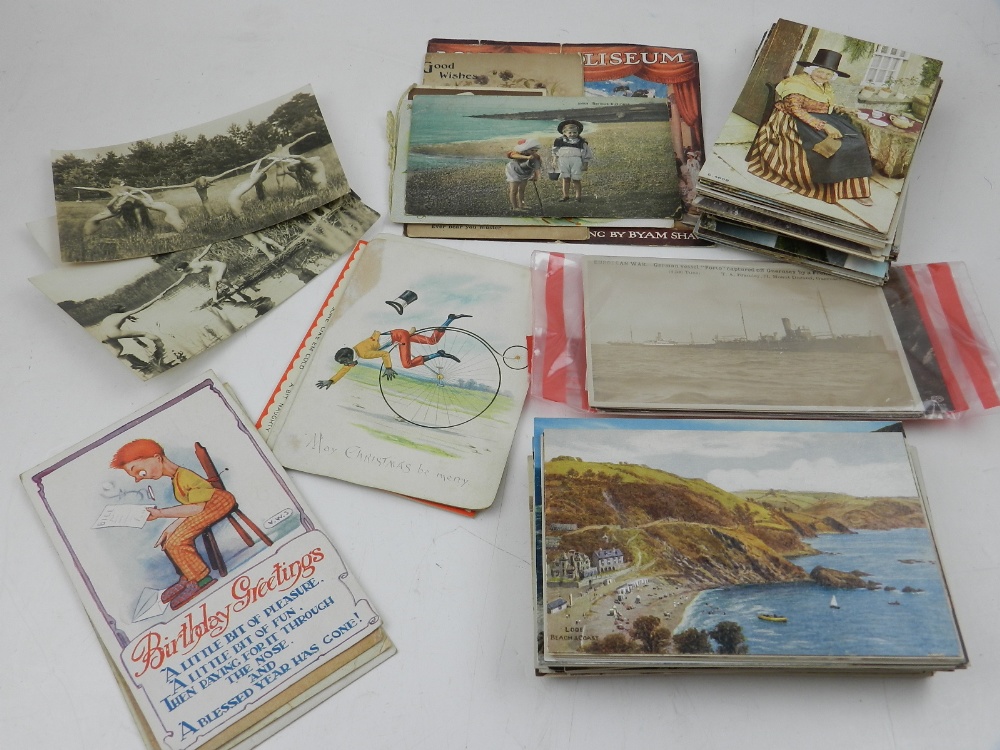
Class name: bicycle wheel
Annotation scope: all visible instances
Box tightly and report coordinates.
[502,345,528,370]
[380,327,501,428]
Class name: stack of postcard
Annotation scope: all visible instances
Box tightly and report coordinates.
[257,234,531,515]
[695,20,943,284]
[21,373,395,750]
[32,86,379,379]
[531,418,967,675]
[387,40,705,247]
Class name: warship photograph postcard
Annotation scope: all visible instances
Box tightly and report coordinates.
[582,257,924,417]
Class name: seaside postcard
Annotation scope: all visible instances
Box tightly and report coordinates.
[258,234,531,512]
[533,418,967,673]
[52,86,350,263]
[427,39,705,215]
[394,95,677,222]
[582,257,925,417]
[32,193,378,379]
[20,373,394,750]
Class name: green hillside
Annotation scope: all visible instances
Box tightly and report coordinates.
[542,458,925,588]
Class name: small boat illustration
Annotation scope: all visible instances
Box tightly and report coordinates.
[829,595,840,609]
[757,613,788,623]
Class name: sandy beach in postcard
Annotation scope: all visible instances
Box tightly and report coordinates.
[546,575,700,655]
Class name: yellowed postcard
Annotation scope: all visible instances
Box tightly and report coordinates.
[421,52,585,96]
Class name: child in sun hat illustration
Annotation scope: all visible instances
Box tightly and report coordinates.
[551,119,594,202]
[504,138,542,210]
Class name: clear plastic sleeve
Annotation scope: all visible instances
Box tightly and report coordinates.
[530,251,1000,419]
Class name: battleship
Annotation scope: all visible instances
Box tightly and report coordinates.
[610,297,889,353]
[677,316,887,352]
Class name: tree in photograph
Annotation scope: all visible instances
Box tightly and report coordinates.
[584,633,638,654]
[629,615,671,654]
[673,627,712,654]
[709,621,749,655]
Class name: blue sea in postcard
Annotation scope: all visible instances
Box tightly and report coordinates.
[410,96,567,148]
[676,528,963,657]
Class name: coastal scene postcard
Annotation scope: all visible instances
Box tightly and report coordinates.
[421,52,585,96]
[698,19,942,239]
[52,86,350,263]
[427,39,705,214]
[534,418,966,671]
[32,193,378,380]
[258,235,531,511]
[399,96,677,221]
[20,374,394,750]
[582,257,924,417]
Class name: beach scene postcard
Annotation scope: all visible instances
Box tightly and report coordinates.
[259,235,531,511]
[52,86,349,262]
[535,418,966,669]
[582,257,924,416]
[400,96,678,221]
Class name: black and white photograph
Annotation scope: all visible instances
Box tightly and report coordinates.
[52,86,350,262]
[583,257,924,415]
[32,192,378,378]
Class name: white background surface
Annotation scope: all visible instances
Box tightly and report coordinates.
[2,2,999,749]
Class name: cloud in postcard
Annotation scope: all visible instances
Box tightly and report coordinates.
[706,456,918,498]
[549,428,806,462]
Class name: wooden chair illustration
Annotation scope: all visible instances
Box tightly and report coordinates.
[194,442,273,577]
[746,82,777,162]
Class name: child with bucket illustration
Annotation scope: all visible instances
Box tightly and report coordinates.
[551,119,594,202]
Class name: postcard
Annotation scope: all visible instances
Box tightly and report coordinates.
[397,95,675,221]
[52,86,351,263]
[427,39,705,214]
[258,234,530,512]
[695,214,890,286]
[421,52,585,95]
[697,20,942,242]
[582,257,924,416]
[533,418,966,672]
[20,373,394,750]
[31,192,379,380]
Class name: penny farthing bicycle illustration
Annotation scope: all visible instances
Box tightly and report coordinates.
[378,325,528,429]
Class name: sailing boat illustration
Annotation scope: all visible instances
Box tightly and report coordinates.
[830,595,840,609]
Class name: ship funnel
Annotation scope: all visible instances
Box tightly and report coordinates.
[781,318,794,336]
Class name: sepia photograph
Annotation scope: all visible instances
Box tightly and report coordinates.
[32,192,378,378]
[52,86,350,262]
[582,257,924,414]
[403,96,678,220]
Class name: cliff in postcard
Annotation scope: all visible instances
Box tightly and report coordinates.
[736,489,926,532]
[543,458,923,588]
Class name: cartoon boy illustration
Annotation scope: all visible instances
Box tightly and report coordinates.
[110,439,235,610]
[316,313,471,388]
[505,138,542,211]
[552,119,594,202]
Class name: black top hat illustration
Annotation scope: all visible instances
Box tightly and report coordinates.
[796,49,850,77]
[386,290,418,315]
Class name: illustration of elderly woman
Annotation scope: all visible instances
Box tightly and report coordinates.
[746,49,874,207]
